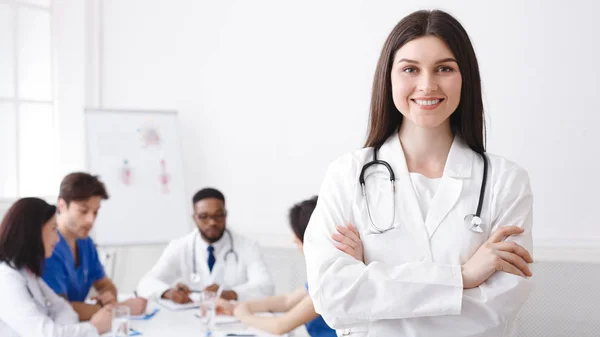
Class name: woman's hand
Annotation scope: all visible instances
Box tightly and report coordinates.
[461,226,533,289]
[216,298,236,316]
[122,297,148,315]
[332,223,364,262]
[90,305,113,334]
[233,302,251,318]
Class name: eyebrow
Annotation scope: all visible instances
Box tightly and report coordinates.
[397,57,458,64]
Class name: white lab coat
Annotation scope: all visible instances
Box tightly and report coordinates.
[304,133,534,337]
[0,262,99,337]
[137,229,274,301]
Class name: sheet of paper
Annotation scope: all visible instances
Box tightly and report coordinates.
[157,298,200,311]
[214,315,239,324]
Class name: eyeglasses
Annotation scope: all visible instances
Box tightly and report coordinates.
[195,211,227,223]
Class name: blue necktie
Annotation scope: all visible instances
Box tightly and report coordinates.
[207,245,216,272]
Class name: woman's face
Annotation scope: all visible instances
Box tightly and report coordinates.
[390,35,462,130]
[41,215,59,258]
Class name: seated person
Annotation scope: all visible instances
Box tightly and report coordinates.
[216,196,338,337]
[137,188,274,302]
[0,197,112,337]
[42,172,147,320]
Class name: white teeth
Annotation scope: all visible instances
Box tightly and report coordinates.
[414,99,441,106]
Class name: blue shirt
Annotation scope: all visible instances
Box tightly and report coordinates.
[305,282,336,337]
[42,232,106,301]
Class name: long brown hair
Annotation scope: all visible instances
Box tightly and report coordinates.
[0,198,57,276]
[364,9,485,154]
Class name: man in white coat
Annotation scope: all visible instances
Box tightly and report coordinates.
[137,188,274,303]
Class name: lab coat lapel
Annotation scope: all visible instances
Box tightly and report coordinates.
[191,233,212,285]
[204,233,229,285]
[21,270,46,312]
[425,136,473,238]
[425,177,462,238]
[210,258,222,284]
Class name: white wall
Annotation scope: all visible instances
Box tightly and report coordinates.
[56,0,600,291]
[54,0,86,175]
[95,0,600,244]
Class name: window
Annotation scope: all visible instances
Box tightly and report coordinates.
[0,0,57,199]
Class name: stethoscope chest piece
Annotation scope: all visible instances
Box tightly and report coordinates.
[190,273,201,283]
[464,214,483,233]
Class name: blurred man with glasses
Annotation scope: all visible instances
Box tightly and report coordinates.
[137,188,274,303]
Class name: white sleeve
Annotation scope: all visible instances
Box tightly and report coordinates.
[231,241,275,301]
[0,272,99,337]
[303,156,463,329]
[136,240,182,299]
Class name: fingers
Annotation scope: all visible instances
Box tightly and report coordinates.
[205,283,218,290]
[333,225,360,249]
[496,258,526,278]
[493,241,534,263]
[488,226,524,243]
[348,224,362,241]
[103,293,116,304]
[332,224,363,262]
[166,288,191,303]
[176,283,191,294]
[180,292,192,303]
[496,250,532,277]
[335,225,361,245]
[334,242,358,260]
[174,292,191,304]
[215,298,234,315]
[131,297,148,312]
[332,233,358,251]
[96,293,115,306]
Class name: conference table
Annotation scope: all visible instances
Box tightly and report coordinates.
[100,298,288,337]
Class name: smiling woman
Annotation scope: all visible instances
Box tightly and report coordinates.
[391,36,463,135]
[304,9,534,337]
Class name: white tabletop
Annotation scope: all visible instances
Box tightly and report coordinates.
[101,300,287,337]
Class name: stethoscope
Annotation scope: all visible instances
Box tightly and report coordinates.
[359,146,488,234]
[190,229,239,283]
[23,272,51,312]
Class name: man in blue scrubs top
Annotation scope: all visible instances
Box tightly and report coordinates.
[42,172,147,320]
